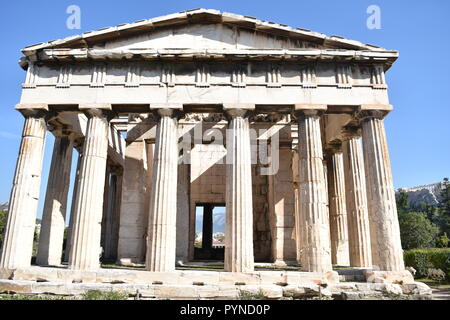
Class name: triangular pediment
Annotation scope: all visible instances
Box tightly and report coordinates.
[102,23,325,51]
[22,8,388,55]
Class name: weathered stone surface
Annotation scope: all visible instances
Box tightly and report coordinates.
[401,282,432,295]
[225,109,255,273]
[343,136,372,267]
[153,285,198,298]
[37,134,73,266]
[328,282,357,294]
[268,146,297,263]
[296,110,333,273]
[0,113,47,269]
[0,276,433,300]
[282,284,332,298]
[68,109,111,270]
[327,146,350,266]
[146,109,179,272]
[117,139,151,264]
[0,280,33,293]
[361,114,405,271]
[218,272,261,285]
[363,270,414,284]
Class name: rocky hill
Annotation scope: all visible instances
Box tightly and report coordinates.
[396,182,443,207]
[0,202,8,211]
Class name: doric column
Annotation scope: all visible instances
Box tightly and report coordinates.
[176,160,190,264]
[64,147,83,263]
[342,128,372,267]
[291,149,302,264]
[100,164,111,261]
[105,166,122,261]
[101,164,122,261]
[68,107,112,270]
[0,107,47,269]
[360,110,404,271]
[36,128,74,266]
[295,107,332,272]
[224,107,254,273]
[145,108,179,272]
[326,143,350,266]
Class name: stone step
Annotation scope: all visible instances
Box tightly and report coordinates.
[0,279,433,300]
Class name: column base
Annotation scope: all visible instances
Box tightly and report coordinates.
[273,259,298,267]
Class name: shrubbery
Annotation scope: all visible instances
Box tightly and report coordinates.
[404,248,450,281]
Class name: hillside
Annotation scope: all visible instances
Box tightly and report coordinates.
[396,182,443,207]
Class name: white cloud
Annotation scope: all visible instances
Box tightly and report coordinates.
[0,131,19,139]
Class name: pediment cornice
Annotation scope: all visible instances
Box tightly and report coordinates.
[20,9,397,68]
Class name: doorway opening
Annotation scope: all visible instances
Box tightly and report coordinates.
[194,204,226,260]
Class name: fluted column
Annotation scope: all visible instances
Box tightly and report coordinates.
[103,166,122,261]
[360,111,404,271]
[176,161,190,264]
[145,108,179,272]
[68,108,111,270]
[342,130,372,267]
[296,109,332,272]
[64,148,83,263]
[36,130,73,266]
[0,109,47,269]
[225,108,254,273]
[326,143,350,266]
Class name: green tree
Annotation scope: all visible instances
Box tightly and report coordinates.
[434,178,450,236]
[439,178,450,217]
[436,232,449,248]
[399,211,439,249]
[396,190,409,215]
[0,210,7,249]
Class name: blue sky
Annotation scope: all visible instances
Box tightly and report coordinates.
[0,1,449,218]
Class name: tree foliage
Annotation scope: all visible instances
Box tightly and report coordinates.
[396,190,409,215]
[0,210,7,249]
[399,211,439,250]
[440,178,450,217]
[397,178,450,249]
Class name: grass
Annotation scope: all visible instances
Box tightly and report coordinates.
[0,294,75,300]
[238,289,267,300]
[81,290,128,300]
[0,290,129,300]
[101,263,145,270]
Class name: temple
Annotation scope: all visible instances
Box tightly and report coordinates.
[0,10,417,298]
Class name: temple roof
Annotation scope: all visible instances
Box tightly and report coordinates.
[20,9,398,69]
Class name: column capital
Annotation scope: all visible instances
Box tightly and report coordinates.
[79,104,115,120]
[46,124,76,139]
[15,103,49,118]
[223,103,255,119]
[85,109,115,121]
[356,104,392,123]
[325,140,343,154]
[150,103,183,119]
[294,104,327,118]
[341,125,362,140]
